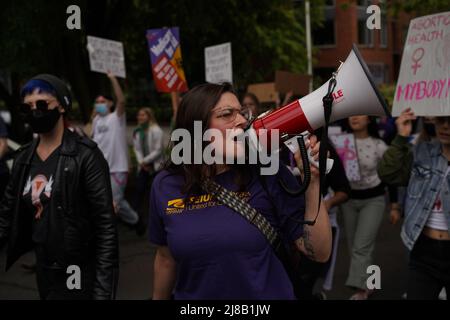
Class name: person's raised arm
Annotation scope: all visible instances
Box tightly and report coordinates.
[377,108,416,187]
[107,72,125,117]
[293,135,332,263]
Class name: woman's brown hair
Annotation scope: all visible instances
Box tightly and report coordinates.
[167,83,252,197]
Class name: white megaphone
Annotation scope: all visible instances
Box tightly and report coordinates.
[247,44,390,173]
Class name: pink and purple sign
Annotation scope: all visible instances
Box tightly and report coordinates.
[146,27,188,93]
[330,133,361,182]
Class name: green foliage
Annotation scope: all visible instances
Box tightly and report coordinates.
[379,83,396,113]
[389,0,450,17]
[0,0,325,128]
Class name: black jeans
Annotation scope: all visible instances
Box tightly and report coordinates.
[295,227,337,299]
[407,233,450,300]
[35,248,95,300]
[134,169,154,228]
[0,171,10,201]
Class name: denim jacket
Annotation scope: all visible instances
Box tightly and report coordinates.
[377,135,450,250]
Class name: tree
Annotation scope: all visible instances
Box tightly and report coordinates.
[389,0,450,17]
[0,0,325,141]
[0,0,135,141]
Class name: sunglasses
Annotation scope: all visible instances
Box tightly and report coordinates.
[20,99,57,114]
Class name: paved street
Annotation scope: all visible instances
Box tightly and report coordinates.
[0,205,409,300]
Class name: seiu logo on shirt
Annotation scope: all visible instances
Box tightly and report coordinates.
[166,192,250,215]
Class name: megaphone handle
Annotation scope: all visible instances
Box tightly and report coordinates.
[303,135,334,174]
[284,133,334,174]
[279,135,311,196]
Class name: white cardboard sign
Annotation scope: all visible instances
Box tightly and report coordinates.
[205,42,232,84]
[87,36,126,78]
[392,11,450,116]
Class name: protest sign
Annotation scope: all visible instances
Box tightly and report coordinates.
[87,36,126,78]
[205,42,233,84]
[392,11,450,116]
[146,27,188,93]
[330,133,361,182]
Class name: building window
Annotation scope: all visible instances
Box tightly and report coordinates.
[313,0,335,46]
[357,0,374,47]
[368,63,388,85]
[380,9,388,47]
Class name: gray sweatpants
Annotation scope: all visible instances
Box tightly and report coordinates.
[340,195,385,290]
[110,172,139,225]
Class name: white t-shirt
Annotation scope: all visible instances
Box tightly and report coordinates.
[426,166,450,231]
[351,136,388,190]
[92,111,129,173]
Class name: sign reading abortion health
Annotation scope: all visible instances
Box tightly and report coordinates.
[87,36,126,78]
[205,42,233,84]
[146,27,188,93]
[393,11,450,116]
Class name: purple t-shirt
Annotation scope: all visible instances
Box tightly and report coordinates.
[149,165,305,300]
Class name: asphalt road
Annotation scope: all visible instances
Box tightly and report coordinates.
[0,205,409,300]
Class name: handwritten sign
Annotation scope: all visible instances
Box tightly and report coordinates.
[146,27,188,93]
[392,11,450,116]
[330,133,360,182]
[87,36,126,78]
[205,42,233,84]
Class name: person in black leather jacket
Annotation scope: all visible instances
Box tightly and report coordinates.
[0,74,118,300]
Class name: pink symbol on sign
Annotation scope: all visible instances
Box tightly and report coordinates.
[411,48,425,75]
[336,138,357,171]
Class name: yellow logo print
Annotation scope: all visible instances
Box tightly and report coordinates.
[165,192,250,215]
[167,198,185,209]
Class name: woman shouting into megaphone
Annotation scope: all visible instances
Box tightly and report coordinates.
[149,82,331,300]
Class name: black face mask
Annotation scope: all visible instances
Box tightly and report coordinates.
[25,108,61,133]
[423,122,436,137]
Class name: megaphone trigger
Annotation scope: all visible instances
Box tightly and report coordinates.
[283,133,334,174]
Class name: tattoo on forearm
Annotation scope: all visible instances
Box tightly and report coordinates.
[301,227,315,260]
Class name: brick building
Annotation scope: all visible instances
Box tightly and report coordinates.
[312,0,411,87]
